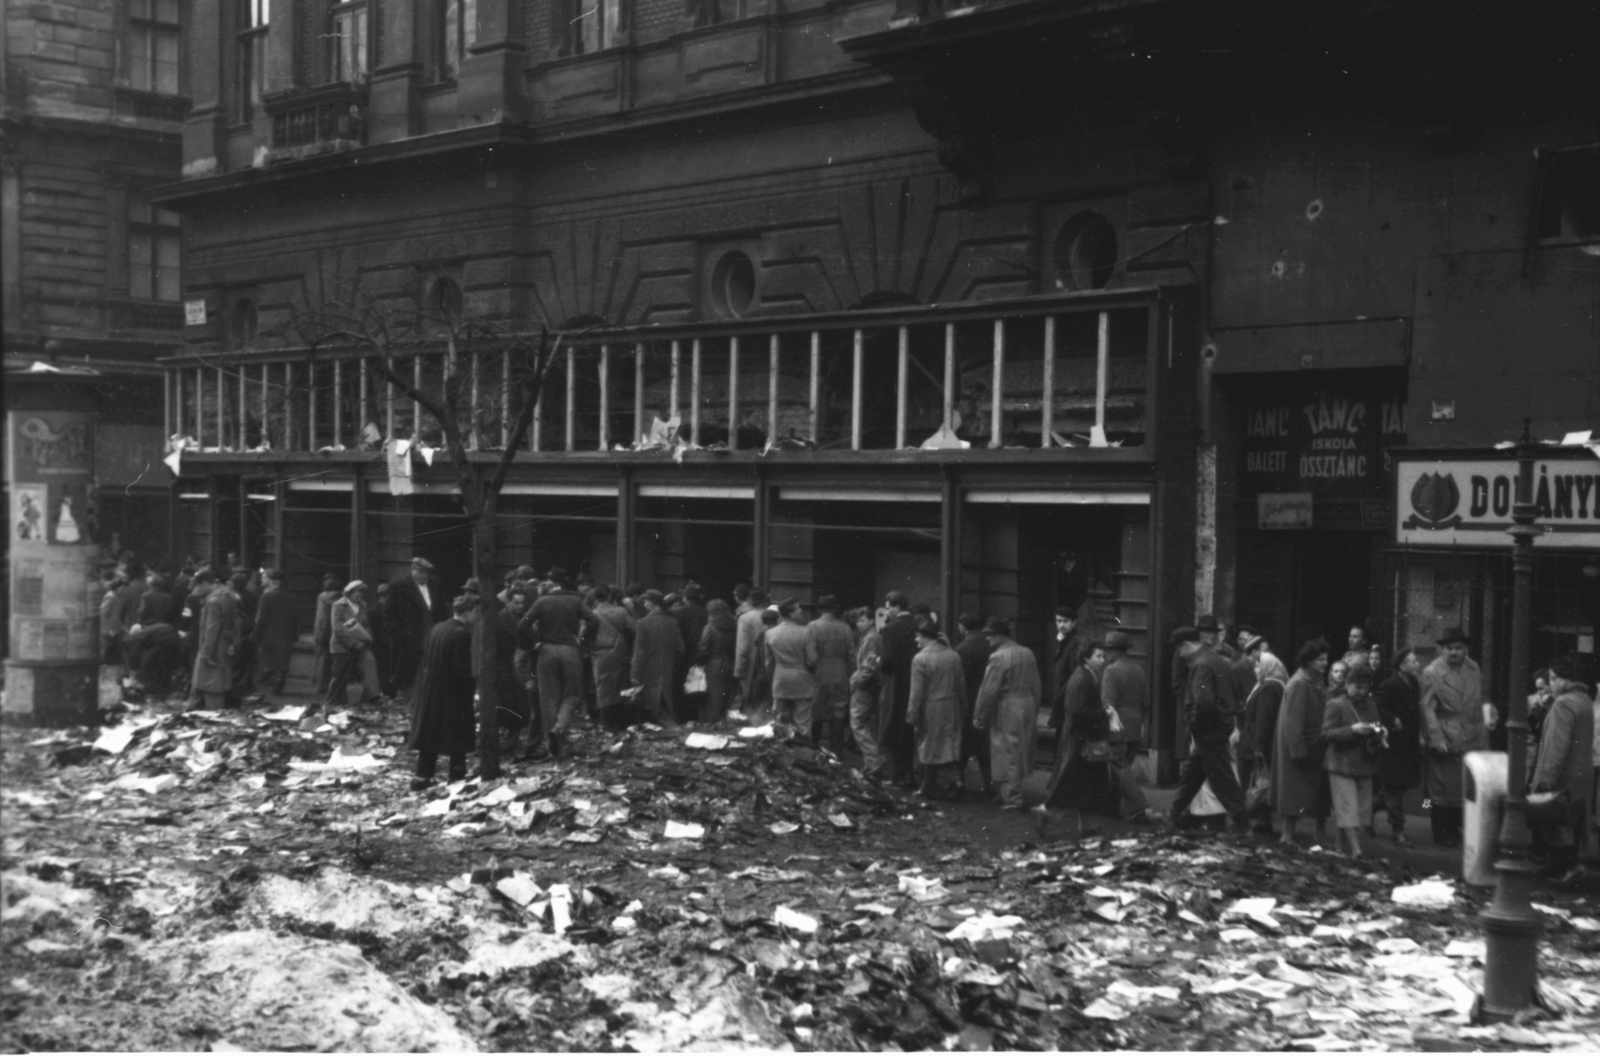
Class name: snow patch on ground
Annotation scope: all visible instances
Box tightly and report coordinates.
[251,867,454,936]
[147,929,475,1052]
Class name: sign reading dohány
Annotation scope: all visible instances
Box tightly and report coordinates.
[1395,455,1600,549]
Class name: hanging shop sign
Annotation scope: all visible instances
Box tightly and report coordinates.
[1395,455,1600,549]
[1258,492,1314,529]
[1240,387,1407,501]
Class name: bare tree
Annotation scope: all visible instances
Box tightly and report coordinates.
[280,274,563,781]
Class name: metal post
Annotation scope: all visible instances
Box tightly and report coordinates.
[307,363,317,450]
[598,343,610,451]
[532,385,543,452]
[1095,310,1110,441]
[194,367,203,444]
[808,330,820,442]
[989,318,1003,449]
[468,350,480,451]
[261,364,268,448]
[238,363,247,449]
[412,356,422,441]
[383,358,393,441]
[163,368,172,441]
[690,338,702,445]
[565,346,576,452]
[501,349,511,450]
[359,357,370,445]
[728,335,740,451]
[1480,418,1544,1019]
[670,340,681,422]
[284,363,293,451]
[851,328,863,450]
[633,342,645,445]
[943,323,955,433]
[1041,315,1055,447]
[215,367,225,447]
[334,359,343,448]
[895,325,908,449]
[767,333,779,445]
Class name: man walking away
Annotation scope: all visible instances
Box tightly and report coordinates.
[1100,630,1151,821]
[408,595,480,789]
[631,590,684,729]
[907,620,967,799]
[191,571,242,711]
[807,595,855,750]
[848,607,885,779]
[1420,626,1487,847]
[734,587,770,711]
[879,592,920,787]
[311,581,371,725]
[496,585,535,758]
[765,598,817,731]
[253,569,297,694]
[1165,624,1249,834]
[973,617,1042,811]
[591,584,637,729]
[522,566,600,757]
[311,573,341,695]
[954,613,995,796]
[1529,657,1594,884]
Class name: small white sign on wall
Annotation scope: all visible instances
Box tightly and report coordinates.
[184,299,207,326]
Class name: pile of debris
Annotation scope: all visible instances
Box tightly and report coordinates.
[5,697,1600,1051]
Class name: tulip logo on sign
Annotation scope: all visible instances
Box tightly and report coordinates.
[1403,472,1462,529]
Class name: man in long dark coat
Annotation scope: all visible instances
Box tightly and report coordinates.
[252,569,297,694]
[388,556,447,706]
[630,590,684,729]
[1048,606,1078,732]
[954,613,995,796]
[1165,624,1248,833]
[878,591,920,787]
[408,594,480,790]
[1373,646,1423,845]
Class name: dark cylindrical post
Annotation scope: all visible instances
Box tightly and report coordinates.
[1480,418,1543,1018]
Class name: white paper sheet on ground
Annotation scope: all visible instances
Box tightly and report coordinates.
[549,884,573,935]
[773,906,818,934]
[1391,878,1455,908]
[475,785,518,807]
[92,725,138,755]
[769,821,800,835]
[945,913,1026,943]
[288,749,385,773]
[663,820,704,839]
[260,705,306,722]
[737,725,774,739]
[684,732,730,750]
[114,773,179,794]
[495,875,541,906]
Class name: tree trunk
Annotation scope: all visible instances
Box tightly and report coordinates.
[473,487,503,781]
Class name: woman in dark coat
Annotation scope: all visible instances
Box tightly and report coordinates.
[1273,637,1332,844]
[1245,653,1288,830]
[1372,648,1424,845]
[407,595,480,790]
[697,599,739,723]
[1044,641,1117,825]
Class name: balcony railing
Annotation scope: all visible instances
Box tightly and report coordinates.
[265,83,368,151]
[161,293,1160,459]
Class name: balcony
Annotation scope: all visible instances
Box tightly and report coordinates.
[159,291,1165,462]
[264,83,368,162]
[115,87,191,124]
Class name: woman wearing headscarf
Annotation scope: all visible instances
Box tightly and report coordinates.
[1273,637,1331,845]
[1244,644,1289,832]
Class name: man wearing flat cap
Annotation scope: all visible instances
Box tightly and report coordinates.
[973,616,1043,810]
[387,557,449,706]
[806,595,856,751]
[1419,625,1487,846]
[520,564,600,756]
[1166,623,1249,833]
[1101,630,1152,820]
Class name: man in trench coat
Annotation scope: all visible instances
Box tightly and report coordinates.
[251,569,297,694]
[388,557,449,705]
[630,590,685,728]
[1419,626,1487,847]
[973,616,1043,810]
[907,620,968,799]
[191,571,241,710]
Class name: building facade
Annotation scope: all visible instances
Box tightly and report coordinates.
[154,0,1595,771]
[2,0,188,559]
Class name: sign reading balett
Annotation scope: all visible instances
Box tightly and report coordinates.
[1395,455,1600,549]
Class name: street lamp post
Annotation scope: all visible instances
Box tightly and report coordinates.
[1480,418,1543,1018]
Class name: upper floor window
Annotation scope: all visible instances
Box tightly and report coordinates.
[129,200,182,302]
[688,0,742,28]
[128,0,181,95]
[1535,145,1599,246]
[329,1,370,83]
[560,0,623,56]
[237,0,269,120]
[436,0,477,81]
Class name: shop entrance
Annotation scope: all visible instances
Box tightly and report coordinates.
[1236,530,1376,654]
[635,496,754,600]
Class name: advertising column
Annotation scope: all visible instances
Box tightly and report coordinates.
[5,402,102,726]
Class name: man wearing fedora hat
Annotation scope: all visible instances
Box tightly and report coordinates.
[973,616,1043,810]
[1529,658,1594,883]
[1419,625,1487,846]
[765,598,817,733]
[387,557,449,706]
[630,589,684,729]
[1101,630,1152,821]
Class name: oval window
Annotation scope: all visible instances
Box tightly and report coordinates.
[1053,212,1119,291]
[711,250,756,318]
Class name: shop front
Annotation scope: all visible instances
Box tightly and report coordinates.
[1231,371,1409,653]
[1388,447,1600,698]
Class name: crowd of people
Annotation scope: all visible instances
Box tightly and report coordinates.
[95,550,1597,876]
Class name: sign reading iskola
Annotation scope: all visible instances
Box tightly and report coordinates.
[1395,457,1600,549]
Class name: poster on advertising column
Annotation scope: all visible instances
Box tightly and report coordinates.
[1395,455,1600,549]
